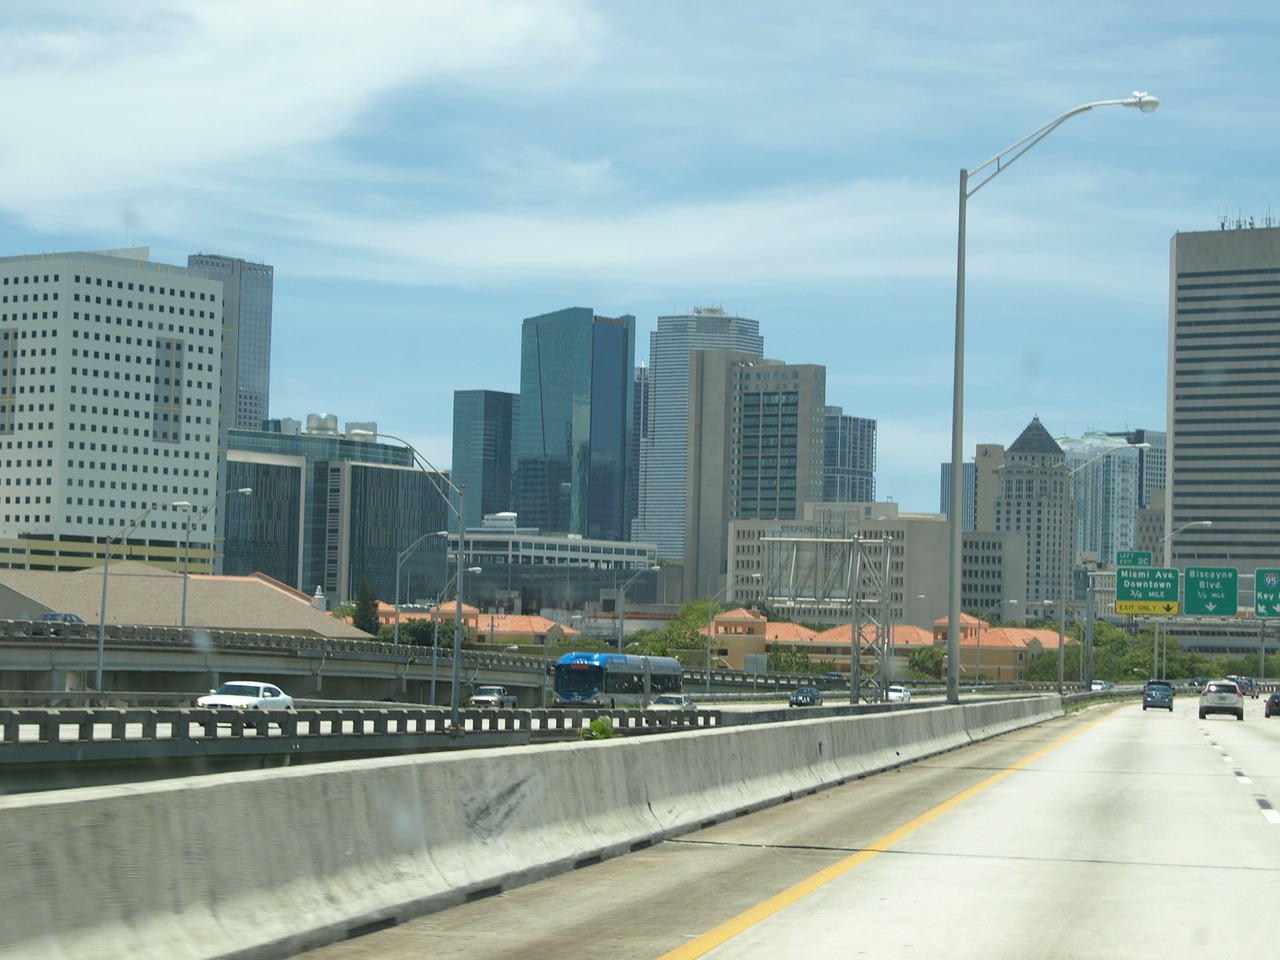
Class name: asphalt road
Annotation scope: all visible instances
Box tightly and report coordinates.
[294,695,1280,959]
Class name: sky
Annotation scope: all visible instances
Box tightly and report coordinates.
[2,1,1277,513]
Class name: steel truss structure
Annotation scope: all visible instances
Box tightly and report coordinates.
[760,534,893,702]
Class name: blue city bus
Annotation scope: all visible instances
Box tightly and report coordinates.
[552,652,683,707]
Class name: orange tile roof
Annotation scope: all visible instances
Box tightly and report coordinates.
[764,621,819,641]
[958,626,1062,650]
[805,623,934,647]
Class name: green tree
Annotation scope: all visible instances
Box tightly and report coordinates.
[352,576,380,636]
[769,647,812,674]
[909,645,945,679]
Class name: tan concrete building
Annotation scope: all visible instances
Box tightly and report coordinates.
[685,352,825,603]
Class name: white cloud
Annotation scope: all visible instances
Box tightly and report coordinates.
[0,0,598,229]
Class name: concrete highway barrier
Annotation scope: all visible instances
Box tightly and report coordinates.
[0,695,1061,960]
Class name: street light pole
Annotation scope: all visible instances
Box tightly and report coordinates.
[181,487,251,630]
[617,565,659,653]
[394,529,445,645]
[350,428,468,727]
[1160,519,1213,566]
[945,91,1159,704]
[96,500,187,691]
[705,574,759,695]
[429,564,481,704]
[974,598,1017,692]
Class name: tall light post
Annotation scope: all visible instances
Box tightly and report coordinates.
[974,598,1017,692]
[351,429,468,727]
[431,565,482,704]
[1056,442,1151,693]
[96,500,188,690]
[617,565,660,653]
[1160,519,1212,566]
[180,487,252,630]
[945,91,1159,704]
[394,529,445,646]
[705,575,759,695]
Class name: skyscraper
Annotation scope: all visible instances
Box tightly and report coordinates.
[451,390,516,531]
[1058,432,1141,568]
[635,308,763,558]
[227,418,450,604]
[1106,428,1165,511]
[823,405,876,502]
[973,443,1005,533]
[1167,224,1280,569]
[187,253,273,432]
[993,417,1067,612]
[0,248,222,570]
[939,460,976,532]
[514,307,636,540]
[685,351,825,599]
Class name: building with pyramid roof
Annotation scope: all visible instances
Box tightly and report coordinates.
[994,417,1068,617]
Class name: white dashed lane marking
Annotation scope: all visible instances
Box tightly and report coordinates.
[1202,728,1276,825]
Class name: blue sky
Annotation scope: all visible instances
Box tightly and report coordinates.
[3,1,1277,512]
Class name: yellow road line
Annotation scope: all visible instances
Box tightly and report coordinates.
[657,708,1121,959]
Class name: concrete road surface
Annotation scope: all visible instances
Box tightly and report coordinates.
[293,697,1280,959]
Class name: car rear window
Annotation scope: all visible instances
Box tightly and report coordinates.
[1206,683,1237,694]
[1146,683,1171,691]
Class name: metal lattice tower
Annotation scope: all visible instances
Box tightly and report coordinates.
[761,533,892,702]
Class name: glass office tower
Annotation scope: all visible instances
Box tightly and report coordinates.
[227,423,450,605]
[515,307,636,541]
[823,405,877,503]
[451,390,516,531]
[635,308,763,559]
[187,254,273,432]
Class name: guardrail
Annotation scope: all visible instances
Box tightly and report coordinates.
[0,704,721,759]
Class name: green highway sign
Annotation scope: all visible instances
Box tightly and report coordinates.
[1117,551,1152,567]
[1115,566,1180,615]
[1183,566,1238,617]
[1256,568,1280,618]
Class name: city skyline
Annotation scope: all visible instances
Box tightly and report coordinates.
[0,3,1274,511]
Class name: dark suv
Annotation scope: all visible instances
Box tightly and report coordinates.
[789,686,823,707]
[1142,680,1174,712]
[30,612,85,637]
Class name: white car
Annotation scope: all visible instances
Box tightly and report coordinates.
[1198,679,1243,721]
[887,685,911,702]
[197,681,294,711]
[650,694,697,710]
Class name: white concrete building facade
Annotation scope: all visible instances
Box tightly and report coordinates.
[0,248,222,571]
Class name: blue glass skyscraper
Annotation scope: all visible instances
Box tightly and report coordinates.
[515,307,636,540]
[452,389,517,530]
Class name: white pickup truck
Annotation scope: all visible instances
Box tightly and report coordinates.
[468,685,518,708]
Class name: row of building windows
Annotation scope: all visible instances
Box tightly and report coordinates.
[1,273,59,285]
[0,292,57,303]
[71,274,215,300]
[73,293,214,318]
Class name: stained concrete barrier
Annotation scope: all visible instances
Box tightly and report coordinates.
[0,695,1061,960]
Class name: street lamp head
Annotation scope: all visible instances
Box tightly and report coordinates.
[1131,443,1152,451]
[237,487,253,496]
[172,501,193,510]
[1123,91,1159,113]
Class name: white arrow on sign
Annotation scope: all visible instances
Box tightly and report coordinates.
[1205,602,1217,612]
